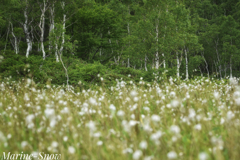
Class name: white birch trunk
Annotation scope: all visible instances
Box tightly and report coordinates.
[24,7,32,58]
[184,47,189,80]
[199,66,203,77]
[10,22,19,54]
[3,23,10,54]
[59,14,66,55]
[155,22,159,69]
[39,0,48,60]
[201,51,209,78]
[176,52,180,78]
[127,21,130,68]
[145,54,148,71]
[49,4,59,62]
[230,56,232,78]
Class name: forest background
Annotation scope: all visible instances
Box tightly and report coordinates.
[0,0,240,88]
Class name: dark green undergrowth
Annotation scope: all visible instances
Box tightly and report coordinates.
[0,51,177,89]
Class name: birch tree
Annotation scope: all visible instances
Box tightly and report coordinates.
[38,0,50,60]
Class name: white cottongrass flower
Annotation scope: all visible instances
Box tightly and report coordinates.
[109,104,116,111]
[86,121,96,134]
[51,141,58,148]
[97,141,103,146]
[0,131,6,142]
[139,140,148,149]
[89,97,97,105]
[170,125,180,134]
[226,111,234,120]
[167,151,178,159]
[169,91,176,97]
[235,98,240,106]
[198,152,208,160]
[63,136,68,142]
[194,124,202,131]
[171,100,179,108]
[229,77,238,86]
[93,132,101,138]
[213,91,220,99]
[151,115,161,122]
[130,90,138,97]
[117,110,125,117]
[133,97,139,102]
[150,131,163,141]
[129,120,139,126]
[44,108,55,118]
[143,156,154,160]
[122,120,130,133]
[61,107,69,114]
[122,148,133,154]
[220,118,225,124]
[133,150,142,160]
[68,146,76,154]
[21,141,29,149]
[7,134,11,139]
[26,114,35,124]
[188,108,196,119]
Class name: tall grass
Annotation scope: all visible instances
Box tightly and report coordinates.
[0,77,240,160]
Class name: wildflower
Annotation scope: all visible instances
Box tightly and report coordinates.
[213,91,220,99]
[194,124,202,131]
[0,131,6,142]
[226,111,234,120]
[68,146,76,154]
[171,100,179,108]
[86,121,96,134]
[169,91,176,97]
[133,97,139,102]
[97,141,103,146]
[109,104,116,111]
[129,120,139,126]
[61,107,69,114]
[170,125,180,134]
[130,90,138,97]
[117,110,125,117]
[198,152,208,160]
[167,151,177,159]
[51,141,58,148]
[188,108,196,119]
[150,131,163,141]
[63,136,68,142]
[151,115,160,122]
[139,140,148,149]
[44,108,55,118]
[133,150,142,160]
[89,97,97,105]
[21,141,28,149]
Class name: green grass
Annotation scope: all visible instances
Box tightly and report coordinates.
[0,77,240,160]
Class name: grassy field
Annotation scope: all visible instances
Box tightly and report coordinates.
[0,77,240,160]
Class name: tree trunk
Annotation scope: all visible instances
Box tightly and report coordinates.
[24,7,32,58]
[176,52,180,78]
[230,56,232,78]
[39,0,48,60]
[9,22,19,54]
[184,47,189,80]
[49,3,59,62]
[199,66,203,77]
[145,54,148,71]
[3,23,10,54]
[201,51,209,78]
[59,14,66,55]
[155,22,159,69]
